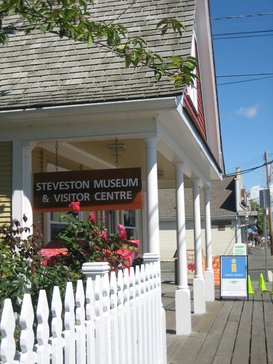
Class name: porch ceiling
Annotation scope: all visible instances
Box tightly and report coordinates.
[157,105,222,184]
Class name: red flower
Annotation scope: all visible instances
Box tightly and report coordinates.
[69,201,80,212]
[187,263,195,272]
[117,224,127,240]
[117,224,125,231]
[100,230,108,241]
[89,211,96,224]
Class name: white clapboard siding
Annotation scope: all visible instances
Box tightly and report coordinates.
[0,261,167,364]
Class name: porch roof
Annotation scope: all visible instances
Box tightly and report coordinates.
[0,0,196,111]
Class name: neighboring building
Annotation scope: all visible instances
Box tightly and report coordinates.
[0,1,223,259]
[250,184,273,205]
[159,174,257,260]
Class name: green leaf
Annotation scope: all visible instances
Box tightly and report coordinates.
[87,32,93,45]
[125,54,131,68]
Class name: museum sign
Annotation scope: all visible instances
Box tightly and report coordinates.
[33,168,142,212]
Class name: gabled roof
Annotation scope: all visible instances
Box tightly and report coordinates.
[0,0,196,111]
[159,176,237,219]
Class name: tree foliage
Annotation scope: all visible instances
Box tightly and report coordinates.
[0,0,197,88]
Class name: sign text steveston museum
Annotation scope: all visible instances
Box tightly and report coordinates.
[33,168,142,212]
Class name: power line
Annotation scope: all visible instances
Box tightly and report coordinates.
[217,72,273,78]
[213,12,273,21]
[217,75,273,86]
[225,159,273,177]
[213,29,273,40]
[213,29,273,37]
[214,34,273,40]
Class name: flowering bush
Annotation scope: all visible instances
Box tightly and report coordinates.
[0,217,76,309]
[0,204,137,308]
[51,202,137,272]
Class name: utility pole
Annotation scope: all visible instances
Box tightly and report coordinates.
[264,152,273,255]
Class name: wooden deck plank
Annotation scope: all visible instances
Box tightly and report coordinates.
[167,300,224,363]
[213,301,243,364]
[231,300,253,364]
[250,300,267,364]
[167,334,188,363]
[264,298,273,364]
[192,301,223,334]
[167,336,205,364]
[192,300,234,364]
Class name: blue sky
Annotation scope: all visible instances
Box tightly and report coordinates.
[209,0,273,192]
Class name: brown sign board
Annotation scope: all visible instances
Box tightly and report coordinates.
[33,168,142,212]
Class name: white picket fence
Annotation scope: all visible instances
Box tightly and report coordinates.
[0,260,167,364]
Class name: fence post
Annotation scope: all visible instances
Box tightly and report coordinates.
[110,271,120,364]
[83,262,111,364]
[85,278,96,364]
[117,269,126,364]
[0,299,17,364]
[64,282,76,364]
[82,262,110,280]
[143,253,167,364]
[51,286,63,364]
[19,294,36,364]
[75,280,86,364]
[134,265,144,364]
[36,290,50,363]
[129,267,138,364]
[123,268,132,363]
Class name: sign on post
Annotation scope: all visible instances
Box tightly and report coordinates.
[33,168,142,212]
[259,189,270,208]
[232,243,247,256]
[220,255,248,299]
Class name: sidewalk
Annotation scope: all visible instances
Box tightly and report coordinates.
[161,247,273,364]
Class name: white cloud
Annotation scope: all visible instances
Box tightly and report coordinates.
[250,185,261,202]
[250,184,273,203]
[236,105,259,118]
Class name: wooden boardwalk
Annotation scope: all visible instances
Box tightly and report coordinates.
[162,248,273,364]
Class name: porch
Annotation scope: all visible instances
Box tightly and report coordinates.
[163,247,273,364]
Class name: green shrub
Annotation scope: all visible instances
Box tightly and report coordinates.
[0,204,137,310]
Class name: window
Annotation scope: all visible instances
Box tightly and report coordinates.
[49,212,68,241]
[123,210,138,239]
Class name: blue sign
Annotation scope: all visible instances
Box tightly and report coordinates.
[220,256,248,298]
[221,256,247,279]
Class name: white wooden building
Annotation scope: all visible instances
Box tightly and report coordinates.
[0,0,223,335]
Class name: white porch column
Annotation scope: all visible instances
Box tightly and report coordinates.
[175,162,191,335]
[12,141,34,229]
[145,137,160,254]
[193,178,206,314]
[204,182,215,302]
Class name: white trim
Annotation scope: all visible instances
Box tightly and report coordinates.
[145,137,160,254]
[0,97,178,117]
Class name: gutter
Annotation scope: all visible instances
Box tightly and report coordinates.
[0,97,179,117]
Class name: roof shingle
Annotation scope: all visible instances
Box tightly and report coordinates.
[0,0,196,111]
